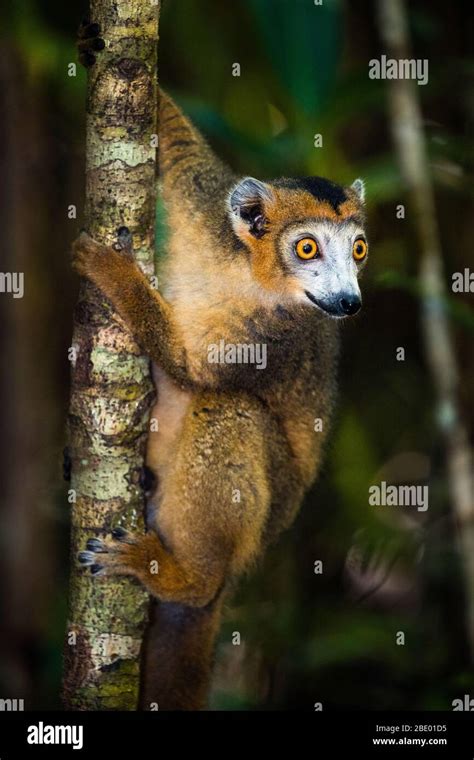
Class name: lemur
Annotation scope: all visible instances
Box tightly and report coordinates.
[75,22,368,710]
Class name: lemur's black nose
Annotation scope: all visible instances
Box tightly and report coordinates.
[339,295,361,315]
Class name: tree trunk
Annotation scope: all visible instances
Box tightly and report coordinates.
[62,0,160,710]
[377,0,474,654]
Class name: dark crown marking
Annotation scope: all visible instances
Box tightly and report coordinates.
[273,176,348,214]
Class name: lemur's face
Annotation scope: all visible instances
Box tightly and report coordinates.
[228,176,367,318]
[277,216,367,316]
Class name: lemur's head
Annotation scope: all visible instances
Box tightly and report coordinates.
[228,175,367,318]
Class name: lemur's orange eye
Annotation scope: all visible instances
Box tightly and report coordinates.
[295,237,318,260]
[353,238,367,261]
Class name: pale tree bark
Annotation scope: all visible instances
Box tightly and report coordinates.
[377,0,474,654]
[63,0,160,709]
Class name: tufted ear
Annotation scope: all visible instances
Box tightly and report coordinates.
[351,177,365,203]
[228,177,274,239]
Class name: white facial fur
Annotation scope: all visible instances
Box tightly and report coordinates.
[279,218,368,317]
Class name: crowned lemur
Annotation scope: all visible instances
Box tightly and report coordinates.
[75,21,368,710]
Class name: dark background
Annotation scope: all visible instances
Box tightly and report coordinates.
[0,0,473,709]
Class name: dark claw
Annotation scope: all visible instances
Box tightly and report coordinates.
[111,527,128,540]
[92,37,105,51]
[79,21,101,38]
[86,538,105,552]
[79,51,96,67]
[78,551,92,564]
[90,564,103,575]
[139,465,157,494]
[113,226,133,255]
[88,22,101,36]
[62,446,72,482]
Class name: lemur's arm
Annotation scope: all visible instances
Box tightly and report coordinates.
[72,233,191,388]
[72,232,291,393]
[72,86,232,387]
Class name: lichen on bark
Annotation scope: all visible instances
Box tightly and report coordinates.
[62,0,161,710]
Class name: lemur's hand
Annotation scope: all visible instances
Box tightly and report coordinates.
[72,230,190,385]
[72,229,135,288]
[72,231,109,281]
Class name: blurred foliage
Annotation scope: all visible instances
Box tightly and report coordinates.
[2,0,473,710]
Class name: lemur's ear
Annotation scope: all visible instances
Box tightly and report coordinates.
[351,178,365,203]
[228,177,274,239]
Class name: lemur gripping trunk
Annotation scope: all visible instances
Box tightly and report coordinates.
[72,14,367,710]
[72,93,367,708]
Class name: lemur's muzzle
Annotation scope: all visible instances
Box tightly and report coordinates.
[305,290,362,318]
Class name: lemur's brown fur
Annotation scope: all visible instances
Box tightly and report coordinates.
[74,88,364,709]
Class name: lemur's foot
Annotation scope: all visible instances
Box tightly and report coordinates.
[78,528,161,581]
[77,18,105,67]
[78,529,212,605]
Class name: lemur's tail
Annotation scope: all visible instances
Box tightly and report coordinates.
[140,593,225,710]
[157,87,208,172]
[157,88,234,207]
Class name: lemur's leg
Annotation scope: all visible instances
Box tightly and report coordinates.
[79,392,271,607]
[76,18,105,68]
[72,232,191,387]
